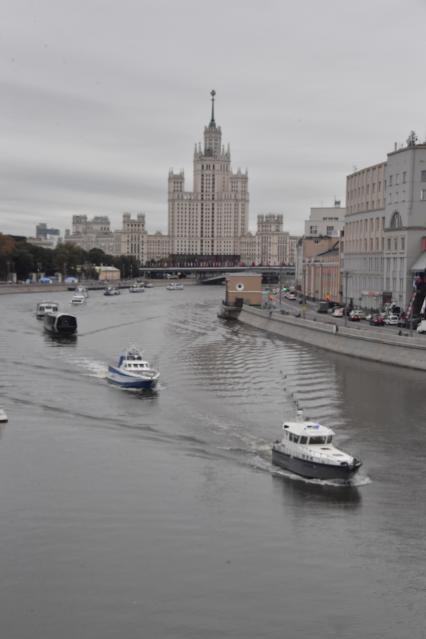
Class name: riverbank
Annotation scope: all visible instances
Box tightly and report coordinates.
[238,305,426,371]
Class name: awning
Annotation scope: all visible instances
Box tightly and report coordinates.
[410,253,426,271]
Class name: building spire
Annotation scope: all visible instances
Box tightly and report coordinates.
[209,89,216,127]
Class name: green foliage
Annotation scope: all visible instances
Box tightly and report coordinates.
[0,235,141,280]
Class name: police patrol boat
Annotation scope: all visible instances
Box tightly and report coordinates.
[272,411,361,481]
[107,346,160,390]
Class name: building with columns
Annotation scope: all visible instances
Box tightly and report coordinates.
[168,91,249,259]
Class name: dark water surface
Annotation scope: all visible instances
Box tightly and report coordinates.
[0,286,425,638]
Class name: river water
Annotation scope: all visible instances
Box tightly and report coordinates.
[0,285,425,638]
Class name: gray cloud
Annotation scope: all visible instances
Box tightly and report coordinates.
[1,0,426,236]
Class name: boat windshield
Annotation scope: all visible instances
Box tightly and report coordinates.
[308,436,332,445]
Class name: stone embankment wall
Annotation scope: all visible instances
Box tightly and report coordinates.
[238,306,426,371]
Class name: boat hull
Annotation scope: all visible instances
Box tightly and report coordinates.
[107,366,158,390]
[272,447,361,481]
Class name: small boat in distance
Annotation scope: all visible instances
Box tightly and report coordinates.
[75,286,89,298]
[104,286,121,296]
[107,346,160,390]
[129,283,145,293]
[35,301,59,318]
[272,412,361,481]
[166,282,184,290]
[0,407,8,423]
[144,282,153,288]
[71,293,86,305]
[43,312,77,336]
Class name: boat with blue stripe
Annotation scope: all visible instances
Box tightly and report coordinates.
[107,346,160,390]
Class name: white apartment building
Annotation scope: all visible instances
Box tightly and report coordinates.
[168,91,249,257]
[304,201,345,237]
[383,134,426,308]
[145,232,171,263]
[121,213,146,264]
[344,162,386,308]
[65,215,118,255]
[256,214,289,265]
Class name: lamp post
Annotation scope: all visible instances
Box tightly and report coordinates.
[344,271,349,327]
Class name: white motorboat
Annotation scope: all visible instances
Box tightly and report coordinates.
[71,294,86,305]
[107,346,160,390]
[104,286,121,296]
[166,282,184,290]
[129,283,145,293]
[0,407,8,423]
[75,286,89,298]
[144,282,153,288]
[35,301,59,318]
[272,411,361,481]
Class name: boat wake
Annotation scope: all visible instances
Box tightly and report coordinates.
[69,357,108,379]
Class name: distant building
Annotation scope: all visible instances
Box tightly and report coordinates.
[65,215,118,255]
[168,91,249,258]
[36,223,61,240]
[145,231,171,264]
[96,266,121,281]
[304,201,345,237]
[256,214,289,265]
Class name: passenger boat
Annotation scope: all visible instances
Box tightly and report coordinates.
[166,282,184,290]
[104,286,121,296]
[0,407,8,423]
[43,312,77,336]
[129,283,145,293]
[35,301,59,318]
[71,293,86,305]
[272,412,361,481]
[75,286,89,298]
[107,346,160,390]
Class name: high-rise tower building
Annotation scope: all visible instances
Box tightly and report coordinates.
[168,91,249,259]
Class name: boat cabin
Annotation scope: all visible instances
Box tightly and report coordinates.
[36,301,59,317]
[280,421,334,446]
[118,349,150,370]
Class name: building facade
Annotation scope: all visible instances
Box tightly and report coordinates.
[256,214,289,265]
[168,91,249,258]
[304,201,345,237]
[383,134,426,309]
[344,162,386,309]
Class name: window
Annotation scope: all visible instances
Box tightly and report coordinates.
[390,211,402,229]
[403,171,407,183]
[421,189,426,201]
[421,170,426,182]
[401,237,405,251]
[309,436,326,445]
[389,175,393,186]
[387,238,391,250]
[300,436,308,444]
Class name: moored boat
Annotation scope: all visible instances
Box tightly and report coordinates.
[272,412,361,481]
[129,283,145,293]
[104,286,121,296]
[166,282,184,290]
[43,312,77,336]
[35,301,59,318]
[107,346,160,390]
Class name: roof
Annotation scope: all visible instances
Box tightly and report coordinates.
[410,253,426,272]
[283,421,334,437]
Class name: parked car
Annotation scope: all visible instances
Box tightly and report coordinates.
[417,320,426,334]
[350,309,365,320]
[398,315,422,329]
[369,314,385,326]
[385,314,399,326]
[332,307,344,318]
[285,292,297,301]
[317,301,329,314]
[349,313,361,322]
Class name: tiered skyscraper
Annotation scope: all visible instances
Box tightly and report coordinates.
[168,90,249,257]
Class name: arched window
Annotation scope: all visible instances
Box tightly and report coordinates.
[390,211,402,229]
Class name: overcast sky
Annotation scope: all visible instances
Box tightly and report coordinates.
[1,0,426,237]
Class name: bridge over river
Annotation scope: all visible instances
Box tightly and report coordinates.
[138,265,295,285]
